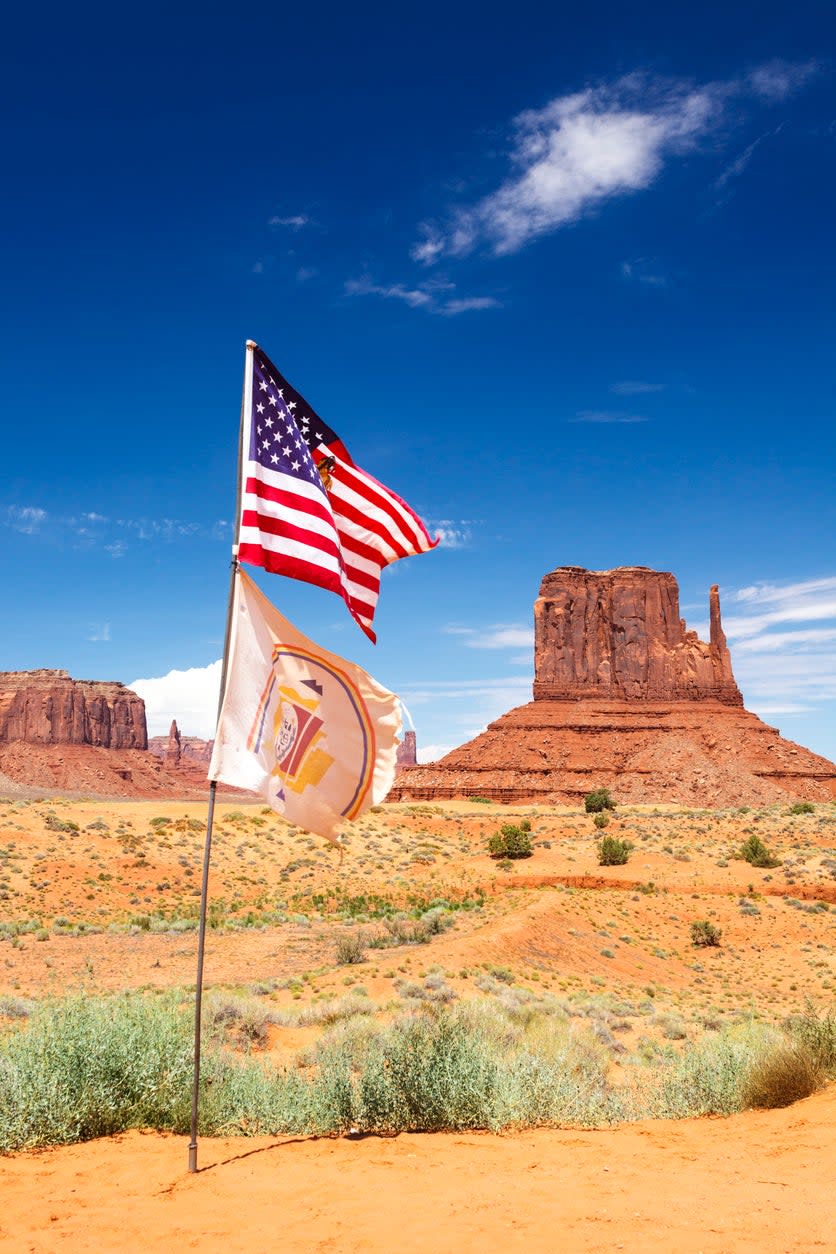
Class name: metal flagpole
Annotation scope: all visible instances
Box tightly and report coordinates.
[187,339,255,1174]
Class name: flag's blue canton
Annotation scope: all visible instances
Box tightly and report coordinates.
[250,352,327,498]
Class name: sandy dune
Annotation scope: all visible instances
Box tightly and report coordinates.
[1,1086,833,1252]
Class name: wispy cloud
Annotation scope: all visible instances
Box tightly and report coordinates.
[398,676,533,703]
[610,380,665,395]
[5,505,48,534]
[439,296,502,316]
[3,505,229,555]
[569,410,648,424]
[269,214,312,230]
[445,623,535,649]
[87,622,111,642]
[344,276,500,317]
[723,576,836,639]
[714,574,836,729]
[417,742,456,763]
[414,63,815,260]
[431,523,472,549]
[345,277,434,309]
[747,59,818,102]
[621,257,669,287]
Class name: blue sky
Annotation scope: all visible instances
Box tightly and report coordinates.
[2,2,835,763]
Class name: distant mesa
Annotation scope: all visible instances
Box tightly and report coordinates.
[0,668,147,749]
[0,670,218,798]
[390,565,836,807]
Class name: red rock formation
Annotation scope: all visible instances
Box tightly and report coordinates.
[395,730,417,775]
[165,719,182,767]
[533,567,741,703]
[390,566,836,807]
[148,733,214,766]
[0,669,147,750]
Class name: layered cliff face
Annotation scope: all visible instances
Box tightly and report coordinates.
[0,669,147,750]
[390,566,836,807]
[533,567,740,703]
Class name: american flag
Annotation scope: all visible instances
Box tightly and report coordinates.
[237,344,437,641]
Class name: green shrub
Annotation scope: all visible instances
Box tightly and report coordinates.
[335,932,367,965]
[0,994,193,1150]
[596,836,632,866]
[690,920,722,947]
[593,812,610,830]
[488,824,533,860]
[468,796,494,804]
[788,801,815,815]
[738,834,781,868]
[585,788,616,814]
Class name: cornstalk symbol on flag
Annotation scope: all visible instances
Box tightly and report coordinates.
[187,341,437,1172]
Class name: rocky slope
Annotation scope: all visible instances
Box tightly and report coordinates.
[390,566,836,806]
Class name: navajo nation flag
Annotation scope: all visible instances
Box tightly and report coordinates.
[237,344,437,641]
[209,569,401,842]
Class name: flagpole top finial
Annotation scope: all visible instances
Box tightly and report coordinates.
[246,339,257,350]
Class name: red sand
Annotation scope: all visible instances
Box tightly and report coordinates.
[1,1086,833,1252]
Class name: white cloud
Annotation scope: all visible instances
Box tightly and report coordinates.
[345,276,499,316]
[715,575,836,733]
[416,742,455,763]
[729,575,836,606]
[569,410,648,424]
[747,703,812,716]
[345,277,434,309]
[733,627,836,653]
[439,296,502,316]
[87,622,111,642]
[747,59,818,102]
[715,129,778,191]
[444,624,535,649]
[5,505,47,534]
[415,64,814,260]
[269,214,311,229]
[131,660,222,738]
[621,258,669,287]
[105,541,126,559]
[610,380,665,395]
[432,524,471,549]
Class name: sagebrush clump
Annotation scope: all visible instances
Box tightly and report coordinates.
[738,834,781,868]
[597,836,632,866]
[488,822,532,860]
[691,920,722,947]
[585,788,616,814]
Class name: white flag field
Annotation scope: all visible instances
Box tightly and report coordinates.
[209,569,401,842]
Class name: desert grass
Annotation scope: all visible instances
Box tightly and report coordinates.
[1,991,833,1152]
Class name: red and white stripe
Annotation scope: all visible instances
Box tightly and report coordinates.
[236,355,437,641]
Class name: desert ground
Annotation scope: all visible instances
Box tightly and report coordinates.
[1,793,834,1251]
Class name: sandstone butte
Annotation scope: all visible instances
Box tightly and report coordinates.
[0,669,147,749]
[395,729,417,775]
[390,565,836,808]
[0,671,213,797]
